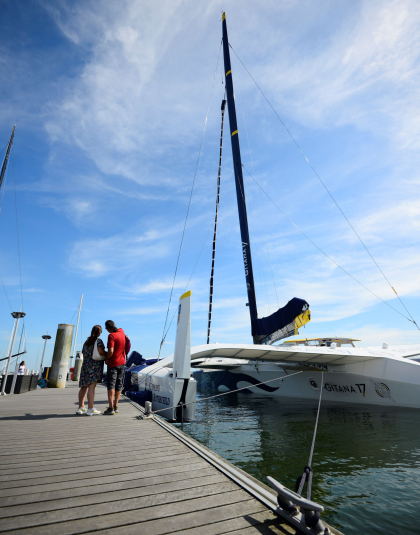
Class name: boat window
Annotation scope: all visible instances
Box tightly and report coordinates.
[309,378,318,390]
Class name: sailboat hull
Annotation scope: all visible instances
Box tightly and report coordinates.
[199,359,420,409]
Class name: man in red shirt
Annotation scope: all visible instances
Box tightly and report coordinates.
[103,320,126,415]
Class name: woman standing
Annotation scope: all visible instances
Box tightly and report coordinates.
[76,325,106,416]
[18,361,26,375]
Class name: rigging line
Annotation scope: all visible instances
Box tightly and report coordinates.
[0,154,8,218]
[161,217,213,346]
[242,163,415,324]
[12,148,24,309]
[0,273,13,312]
[237,88,280,310]
[230,44,419,330]
[158,41,223,359]
[152,370,304,413]
[207,97,226,343]
[69,305,78,324]
[211,170,231,323]
[161,170,234,348]
[0,142,8,156]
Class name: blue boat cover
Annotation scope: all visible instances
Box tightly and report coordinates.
[251,297,310,345]
[126,351,144,367]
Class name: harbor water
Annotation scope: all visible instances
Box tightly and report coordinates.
[177,387,420,535]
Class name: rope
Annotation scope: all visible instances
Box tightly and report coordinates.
[12,148,24,309]
[242,164,416,324]
[0,143,13,312]
[152,370,303,414]
[69,303,79,324]
[158,168,235,349]
[308,371,323,468]
[158,40,223,360]
[0,273,13,312]
[158,206,217,354]
[230,44,419,331]
[207,98,226,344]
[296,372,324,500]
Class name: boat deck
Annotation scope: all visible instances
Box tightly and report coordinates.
[0,382,311,535]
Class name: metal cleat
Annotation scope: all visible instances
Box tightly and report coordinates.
[267,476,330,534]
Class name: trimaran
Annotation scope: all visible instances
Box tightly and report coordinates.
[133,13,420,411]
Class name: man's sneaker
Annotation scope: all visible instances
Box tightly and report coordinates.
[76,407,87,415]
[114,405,119,413]
[104,407,115,415]
[86,408,101,416]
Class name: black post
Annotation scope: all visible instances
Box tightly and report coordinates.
[222,13,259,340]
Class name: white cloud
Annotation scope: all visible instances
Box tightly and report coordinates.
[67,220,177,277]
[114,306,163,316]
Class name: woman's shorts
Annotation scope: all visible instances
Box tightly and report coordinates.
[107,365,124,391]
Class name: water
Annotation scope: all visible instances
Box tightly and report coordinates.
[176,390,420,534]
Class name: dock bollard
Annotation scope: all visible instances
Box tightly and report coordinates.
[72,352,83,382]
[48,324,74,388]
[144,401,153,419]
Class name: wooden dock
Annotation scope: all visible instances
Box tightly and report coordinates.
[0,383,340,535]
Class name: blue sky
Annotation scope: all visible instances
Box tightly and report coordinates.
[1,0,420,371]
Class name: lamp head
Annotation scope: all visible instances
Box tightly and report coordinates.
[11,312,26,319]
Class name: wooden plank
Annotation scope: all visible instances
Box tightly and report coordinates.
[1,481,238,532]
[169,510,296,535]
[0,447,192,482]
[0,472,226,519]
[0,463,215,508]
[0,431,168,457]
[227,525,296,535]
[0,459,209,498]
[0,436,174,465]
[86,499,267,535]
[0,444,189,476]
[0,453,198,490]
[3,489,251,535]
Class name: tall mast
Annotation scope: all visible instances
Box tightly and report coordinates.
[222,13,259,338]
[0,126,15,191]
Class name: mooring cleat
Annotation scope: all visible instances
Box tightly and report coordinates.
[267,476,328,533]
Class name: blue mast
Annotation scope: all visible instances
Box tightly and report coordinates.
[222,13,259,340]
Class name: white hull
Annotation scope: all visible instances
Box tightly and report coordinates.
[192,343,420,409]
[201,366,420,408]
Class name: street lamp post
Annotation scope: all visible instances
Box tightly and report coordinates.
[10,329,27,395]
[0,311,26,396]
[39,334,52,380]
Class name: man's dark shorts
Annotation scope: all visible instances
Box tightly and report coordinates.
[107,365,124,391]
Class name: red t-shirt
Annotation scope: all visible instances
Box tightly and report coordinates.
[107,328,126,368]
